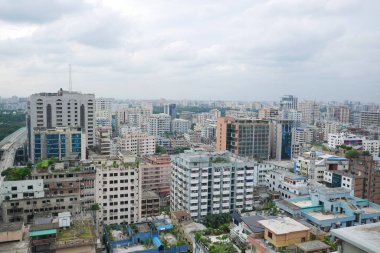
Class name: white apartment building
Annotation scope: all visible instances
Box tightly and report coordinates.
[328,132,380,156]
[28,89,95,159]
[116,107,152,132]
[148,114,171,137]
[95,98,113,127]
[362,140,380,157]
[323,122,342,141]
[94,153,142,225]
[117,133,156,156]
[323,171,354,193]
[171,119,191,134]
[328,133,361,149]
[295,150,349,182]
[265,169,309,199]
[0,179,44,205]
[279,109,302,124]
[171,151,258,221]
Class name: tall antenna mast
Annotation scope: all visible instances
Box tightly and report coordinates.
[69,64,72,91]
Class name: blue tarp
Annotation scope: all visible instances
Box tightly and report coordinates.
[153,236,162,248]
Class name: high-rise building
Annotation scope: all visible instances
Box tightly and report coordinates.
[32,127,86,161]
[94,153,142,225]
[280,95,298,111]
[360,111,380,129]
[270,120,293,160]
[171,119,191,134]
[95,97,113,127]
[327,105,350,124]
[141,155,171,196]
[216,118,270,160]
[148,113,171,137]
[171,151,257,221]
[298,100,320,126]
[164,104,177,119]
[28,89,95,160]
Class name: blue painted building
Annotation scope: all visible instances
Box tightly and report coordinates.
[277,187,380,232]
[104,222,187,253]
[33,127,85,162]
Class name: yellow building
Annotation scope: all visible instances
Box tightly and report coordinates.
[258,217,310,249]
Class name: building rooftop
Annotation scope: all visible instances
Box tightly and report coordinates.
[292,200,313,208]
[331,223,380,253]
[182,222,206,235]
[172,210,191,220]
[241,215,265,233]
[307,211,348,221]
[0,222,23,232]
[142,190,160,199]
[296,240,330,252]
[258,217,310,234]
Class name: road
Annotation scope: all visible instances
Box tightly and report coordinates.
[0,127,27,171]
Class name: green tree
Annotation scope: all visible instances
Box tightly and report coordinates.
[155,145,167,154]
[345,150,359,158]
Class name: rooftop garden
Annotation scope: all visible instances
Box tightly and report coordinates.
[57,220,93,241]
[195,213,236,253]
[36,157,56,171]
[209,156,230,164]
[1,167,32,181]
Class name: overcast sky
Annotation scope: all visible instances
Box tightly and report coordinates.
[0,0,379,102]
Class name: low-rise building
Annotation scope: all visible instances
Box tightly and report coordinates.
[141,191,160,218]
[258,217,310,250]
[281,187,380,232]
[265,169,309,199]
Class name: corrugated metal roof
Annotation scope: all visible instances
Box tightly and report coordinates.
[29,229,57,237]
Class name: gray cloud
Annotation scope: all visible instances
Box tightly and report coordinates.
[0,0,379,102]
[0,0,91,24]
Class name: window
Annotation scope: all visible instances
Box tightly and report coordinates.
[268,231,273,239]
[27,185,33,190]
[11,186,17,191]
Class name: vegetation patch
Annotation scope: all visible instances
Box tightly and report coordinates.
[1,167,31,181]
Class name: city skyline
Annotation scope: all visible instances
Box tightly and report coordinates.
[0,0,380,102]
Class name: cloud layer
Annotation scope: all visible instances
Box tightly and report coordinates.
[0,0,379,102]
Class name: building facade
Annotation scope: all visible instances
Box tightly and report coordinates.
[171,151,256,221]
[28,89,95,161]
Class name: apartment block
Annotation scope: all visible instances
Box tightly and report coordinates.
[298,100,320,126]
[148,113,171,137]
[360,111,380,128]
[171,151,257,221]
[28,89,95,161]
[171,118,191,134]
[94,153,142,225]
[117,132,156,156]
[141,155,171,196]
[327,105,350,123]
[95,126,112,156]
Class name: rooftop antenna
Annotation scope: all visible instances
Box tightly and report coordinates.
[69,64,72,91]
